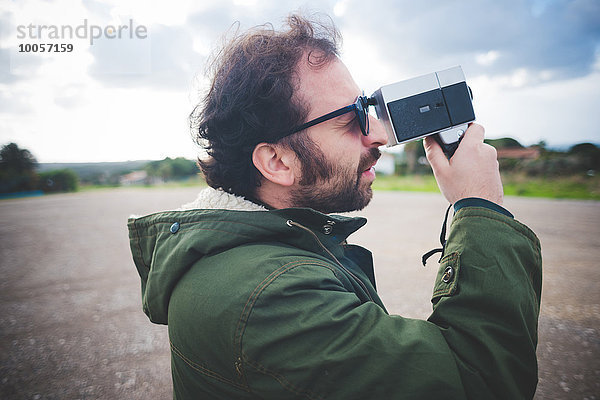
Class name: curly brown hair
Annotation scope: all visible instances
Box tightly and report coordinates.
[191,14,341,198]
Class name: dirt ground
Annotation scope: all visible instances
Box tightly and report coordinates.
[0,188,598,399]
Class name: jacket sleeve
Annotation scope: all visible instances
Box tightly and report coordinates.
[238,207,542,399]
[429,206,542,399]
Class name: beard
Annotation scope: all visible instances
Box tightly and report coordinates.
[285,134,381,213]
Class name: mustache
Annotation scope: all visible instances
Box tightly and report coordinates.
[358,148,381,173]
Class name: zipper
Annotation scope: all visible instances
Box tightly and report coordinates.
[286,219,374,302]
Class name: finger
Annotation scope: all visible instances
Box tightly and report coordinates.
[424,136,448,171]
[461,123,485,144]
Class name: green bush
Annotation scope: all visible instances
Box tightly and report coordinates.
[38,169,79,193]
[145,157,199,181]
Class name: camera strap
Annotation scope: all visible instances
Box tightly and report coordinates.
[421,203,453,266]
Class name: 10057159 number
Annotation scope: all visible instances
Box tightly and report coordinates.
[18,43,74,52]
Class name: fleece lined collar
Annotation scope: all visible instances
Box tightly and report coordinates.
[179,187,267,212]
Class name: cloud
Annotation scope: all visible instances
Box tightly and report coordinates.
[0,47,46,86]
[0,11,13,41]
[87,1,343,90]
[335,0,600,85]
[80,0,113,21]
[0,11,45,85]
[87,23,201,90]
[186,1,339,39]
[0,48,19,85]
[0,86,34,115]
[53,84,87,108]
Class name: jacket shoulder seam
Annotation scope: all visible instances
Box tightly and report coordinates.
[132,225,257,240]
[235,260,339,344]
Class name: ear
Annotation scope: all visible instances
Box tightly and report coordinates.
[252,143,297,187]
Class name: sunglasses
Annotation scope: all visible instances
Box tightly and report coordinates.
[286,92,376,137]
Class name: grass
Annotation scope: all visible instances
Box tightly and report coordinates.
[73,173,600,201]
[372,174,440,193]
[373,173,600,200]
[501,173,600,200]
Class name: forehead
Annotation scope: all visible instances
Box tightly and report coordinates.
[295,55,361,119]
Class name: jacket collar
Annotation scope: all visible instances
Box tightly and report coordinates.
[179,187,268,212]
[128,187,369,324]
[175,187,367,242]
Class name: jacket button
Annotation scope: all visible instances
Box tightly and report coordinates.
[322,220,335,235]
[170,222,180,234]
[442,266,454,283]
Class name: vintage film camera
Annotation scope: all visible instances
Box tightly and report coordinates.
[370,66,475,157]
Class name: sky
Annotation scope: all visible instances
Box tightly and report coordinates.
[1,0,599,163]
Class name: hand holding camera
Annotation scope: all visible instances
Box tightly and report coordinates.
[424,123,504,205]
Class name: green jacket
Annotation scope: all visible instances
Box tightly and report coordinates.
[128,188,542,399]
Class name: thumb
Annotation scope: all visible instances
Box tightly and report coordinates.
[424,136,448,173]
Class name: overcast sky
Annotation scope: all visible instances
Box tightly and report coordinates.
[1,0,599,162]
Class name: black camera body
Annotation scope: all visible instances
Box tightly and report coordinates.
[370,66,475,157]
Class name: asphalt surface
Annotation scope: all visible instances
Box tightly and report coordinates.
[0,188,598,399]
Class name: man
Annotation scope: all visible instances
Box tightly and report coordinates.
[128,14,541,399]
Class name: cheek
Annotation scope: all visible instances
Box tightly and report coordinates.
[337,151,362,176]
[313,133,362,170]
[344,140,364,167]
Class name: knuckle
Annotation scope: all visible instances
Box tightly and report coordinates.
[471,122,484,132]
[482,143,497,157]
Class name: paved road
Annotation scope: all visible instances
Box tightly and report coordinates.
[0,188,598,399]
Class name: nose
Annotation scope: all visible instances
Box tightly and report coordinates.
[363,115,388,148]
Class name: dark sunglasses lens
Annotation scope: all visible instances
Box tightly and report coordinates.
[357,97,369,136]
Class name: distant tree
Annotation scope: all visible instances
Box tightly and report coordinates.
[144,157,198,181]
[144,160,162,178]
[568,143,600,170]
[0,143,39,193]
[403,140,427,174]
[171,157,199,177]
[535,140,547,151]
[0,142,38,173]
[568,142,599,155]
[157,162,173,180]
[38,169,79,193]
[484,138,524,149]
